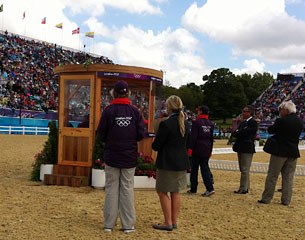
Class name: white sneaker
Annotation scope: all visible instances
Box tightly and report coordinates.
[104,228,112,232]
[123,227,135,233]
[202,190,215,197]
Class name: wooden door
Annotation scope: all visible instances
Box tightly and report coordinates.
[58,74,95,167]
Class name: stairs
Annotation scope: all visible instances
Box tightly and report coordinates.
[44,165,91,187]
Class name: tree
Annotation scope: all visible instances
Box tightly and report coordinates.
[237,72,274,104]
[202,68,247,123]
[177,83,204,111]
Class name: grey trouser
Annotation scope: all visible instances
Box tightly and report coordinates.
[261,155,297,205]
[104,165,136,229]
[237,152,253,191]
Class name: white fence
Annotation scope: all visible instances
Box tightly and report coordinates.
[0,126,49,135]
[209,160,305,176]
[212,145,305,155]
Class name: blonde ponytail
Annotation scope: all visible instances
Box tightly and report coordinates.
[166,95,185,137]
[178,111,186,137]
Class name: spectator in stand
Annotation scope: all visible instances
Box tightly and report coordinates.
[0,31,113,113]
[232,105,258,194]
[97,80,145,233]
[252,74,302,121]
[187,105,215,196]
[152,95,190,231]
[258,100,304,206]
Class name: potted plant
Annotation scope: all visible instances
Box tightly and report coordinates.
[134,152,156,189]
[31,121,58,181]
[91,136,105,188]
[91,146,157,189]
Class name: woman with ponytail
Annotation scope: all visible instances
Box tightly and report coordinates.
[152,95,190,231]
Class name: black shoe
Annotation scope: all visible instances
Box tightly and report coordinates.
[152,224,173,231]
[234,189,248,194]
[281,202,289,206]
[257,200,269,204]
[187,190,196,194]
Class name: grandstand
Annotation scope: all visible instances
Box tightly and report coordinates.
[252,73,304,121]
[0,30,113,114]
[0,30,305,135]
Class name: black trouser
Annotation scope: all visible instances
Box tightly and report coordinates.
[190,155,214,192]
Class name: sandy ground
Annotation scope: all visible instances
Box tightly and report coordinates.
[0,135,305,240]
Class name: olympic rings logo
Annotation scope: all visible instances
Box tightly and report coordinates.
[116,119,131,127]
[134,74,141,78]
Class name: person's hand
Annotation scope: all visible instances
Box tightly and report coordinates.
[187,148,192,157]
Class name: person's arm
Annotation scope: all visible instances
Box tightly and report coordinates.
[96,111,108,142]
[189,121,198,150]
[136,111,145,141]
[152,121,169,151]
[268,118,281,134]
[210,124,214,152]
[234,120,257,138]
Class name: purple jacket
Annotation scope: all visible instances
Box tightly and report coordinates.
[189,115,214,157]
[96,98,145,168]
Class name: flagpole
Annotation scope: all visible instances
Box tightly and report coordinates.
[2,8,4,31]
[24,12,26,36]
[92,37,94,54]
[78,33,80,51]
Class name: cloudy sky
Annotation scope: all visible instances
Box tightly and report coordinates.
[1,0,305,87]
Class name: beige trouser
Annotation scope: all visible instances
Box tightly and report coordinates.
[104,165,136,229]
[261,155,297,205]
[237,153,253,191]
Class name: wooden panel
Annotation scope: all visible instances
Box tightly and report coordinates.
[54,64,163,80]
[62,136,89,163]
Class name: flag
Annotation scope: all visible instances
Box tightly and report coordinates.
[55,23,63,29]
[41,17,46,24]
[72,27,80,35]
[0,4,3,12]
[23,11,25,20]
[85,31,94,38]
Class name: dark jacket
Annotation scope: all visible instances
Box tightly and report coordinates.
[232,117,258,153]
[96,98,145,168]
[263,113,304,158]
[152,114,190,171]
[189,115,214,158]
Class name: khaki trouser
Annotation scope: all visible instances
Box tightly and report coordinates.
[261,155,297,205]
[104,165,136,229]
[237,152,253,191]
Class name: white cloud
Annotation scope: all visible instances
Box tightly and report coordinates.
[280,63,305,74]
[94,25,208,87]
[231,59,266,75]
[84,17,110,37]
[182,0,305,64]
[285,0,303,4]
[65,0,162,16]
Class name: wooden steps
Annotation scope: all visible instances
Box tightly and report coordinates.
[44,165,91,187]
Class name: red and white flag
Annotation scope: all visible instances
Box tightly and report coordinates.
[72,27,80,35]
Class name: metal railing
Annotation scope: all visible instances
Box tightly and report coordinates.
[0,126,49,135]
